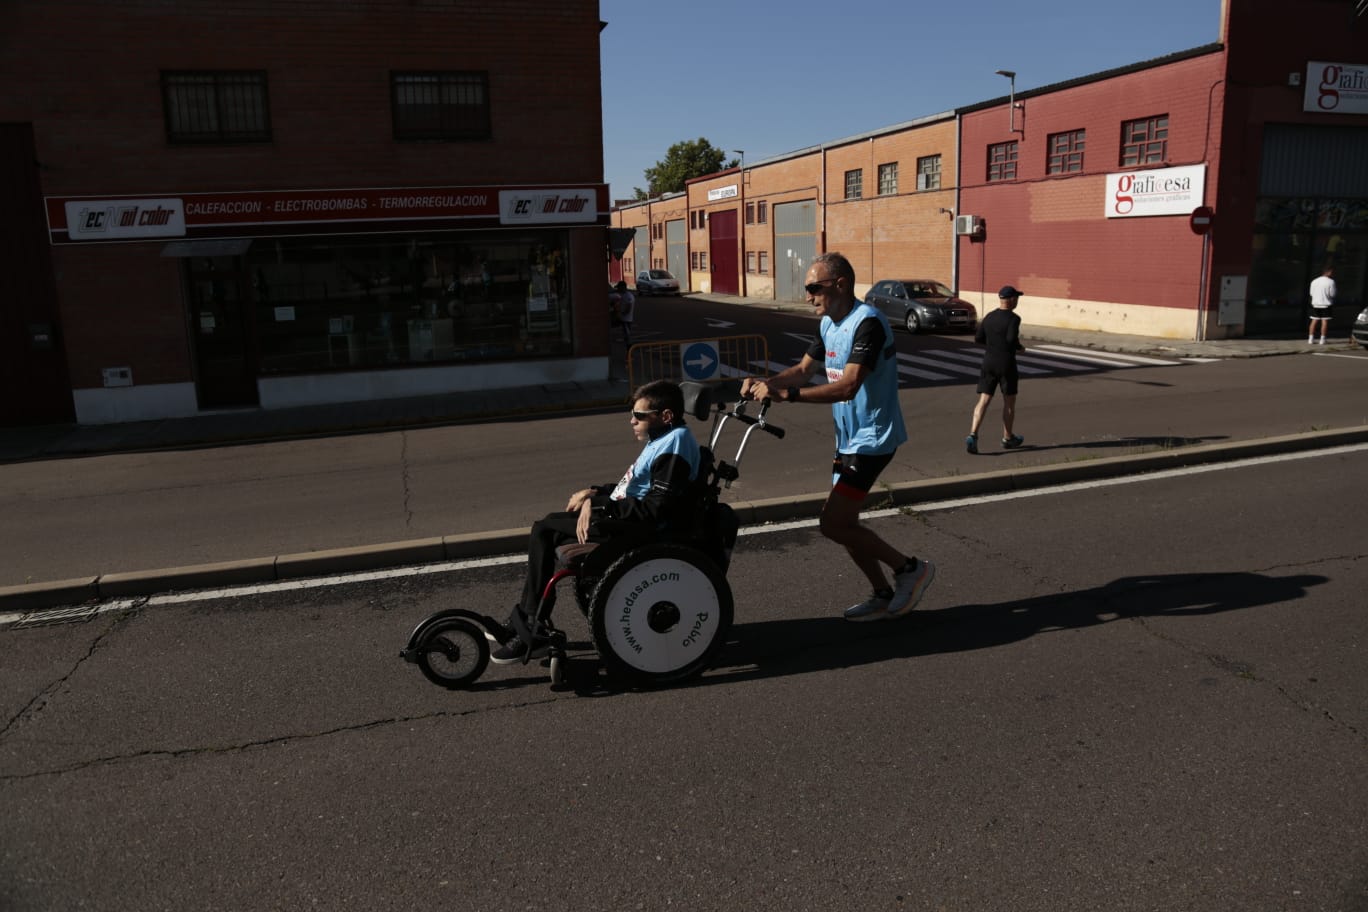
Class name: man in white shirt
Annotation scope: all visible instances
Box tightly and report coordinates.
[1308,266,1336,344]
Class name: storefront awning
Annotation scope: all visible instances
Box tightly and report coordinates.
[160,238,253,258]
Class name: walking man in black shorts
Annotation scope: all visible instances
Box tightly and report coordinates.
[966,285,1025,454]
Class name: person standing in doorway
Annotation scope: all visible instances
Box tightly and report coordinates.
[966,285,1026,454]
[740,252,935,623]
[1308,266,1335,344]
[614,280,636,346]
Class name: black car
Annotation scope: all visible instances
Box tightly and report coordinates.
[865,279,977,334]
[1353,306,1368,350]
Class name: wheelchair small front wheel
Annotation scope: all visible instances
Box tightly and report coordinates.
[414,617,490,689]
[588,543,733,686]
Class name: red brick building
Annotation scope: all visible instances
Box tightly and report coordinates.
[1,0,610,426]
[614,0,1366,342]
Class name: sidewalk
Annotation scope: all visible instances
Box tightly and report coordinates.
[0,294,1323,464]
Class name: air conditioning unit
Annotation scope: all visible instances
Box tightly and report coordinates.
[954,214,983,236]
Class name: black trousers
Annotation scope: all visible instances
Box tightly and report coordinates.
[515,512,640,633]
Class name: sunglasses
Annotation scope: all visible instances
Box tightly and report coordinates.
[630,409,659,421]
[804,278,839,295]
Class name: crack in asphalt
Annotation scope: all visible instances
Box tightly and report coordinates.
[400,430,414,528]
[0,603,144,740]
[0,694,562,782]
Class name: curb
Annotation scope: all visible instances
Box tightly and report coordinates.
[3,425,1365,618]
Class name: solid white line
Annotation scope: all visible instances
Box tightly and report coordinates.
[1313,351,1368,361]
[5,441,1365,623]
[1033,344,1181,367]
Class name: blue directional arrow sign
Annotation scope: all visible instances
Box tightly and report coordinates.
[680,340,720,381]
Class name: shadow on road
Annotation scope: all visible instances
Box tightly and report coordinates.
[972,434,1229,457]
[703,570,1327,686]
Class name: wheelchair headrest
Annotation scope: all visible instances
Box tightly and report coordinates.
[680,381,714,421]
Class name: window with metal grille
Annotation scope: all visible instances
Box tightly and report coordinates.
[162,71,270,144]
[747,251,756,273]
[392,72,490,141]
[746,201,756,224]
[1120,115,1167,167]
[757,201,768,223]
[877,162,898,195]
[1047,129,1086,174]
[844,169,863,200]
[987,141,1018,181]
[916,155,941,190]
[758,251,768,275]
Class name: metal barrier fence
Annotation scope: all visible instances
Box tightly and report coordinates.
[626,334,771,394]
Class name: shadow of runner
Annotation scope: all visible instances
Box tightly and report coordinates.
[704,570,1328,685]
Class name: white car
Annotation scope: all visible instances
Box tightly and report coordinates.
[636,269,681,296]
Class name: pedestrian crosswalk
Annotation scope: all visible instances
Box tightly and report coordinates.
[721,342,1210,386]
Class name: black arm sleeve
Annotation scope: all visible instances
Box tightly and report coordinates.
[594,452,696,527]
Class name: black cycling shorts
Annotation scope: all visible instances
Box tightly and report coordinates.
[830,451,894,500]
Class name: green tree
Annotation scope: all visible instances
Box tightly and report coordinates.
[633,138,738,200]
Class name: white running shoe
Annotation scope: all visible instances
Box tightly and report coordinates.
[887,560,937,618]
[843,592,891,622]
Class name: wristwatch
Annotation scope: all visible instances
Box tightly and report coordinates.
[786,386,800,402]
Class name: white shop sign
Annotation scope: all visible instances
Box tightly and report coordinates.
[1104,164,1206,219]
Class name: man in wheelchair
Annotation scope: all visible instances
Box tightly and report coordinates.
[490,379,702,664]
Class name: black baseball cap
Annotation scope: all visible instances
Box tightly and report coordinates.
[998,285,1024,298]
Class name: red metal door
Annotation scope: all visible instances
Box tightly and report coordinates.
[708,209,739,295]
[0,123,74,426]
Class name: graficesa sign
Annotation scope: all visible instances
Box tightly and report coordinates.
[1104,164,1206,219]
[1303,60,1368,114]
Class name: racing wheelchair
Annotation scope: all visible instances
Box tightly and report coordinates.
[400,379,784,690]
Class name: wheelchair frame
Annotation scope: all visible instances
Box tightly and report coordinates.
[401,380,783,690]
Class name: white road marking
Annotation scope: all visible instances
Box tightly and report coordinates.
[920,349,1050,375]
[1031,344,1182,367]
[6,442,1365,625]
[896,352,980,378]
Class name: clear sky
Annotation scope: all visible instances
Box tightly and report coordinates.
[598,0,1225,202]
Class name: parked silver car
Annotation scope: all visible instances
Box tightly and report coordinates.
[1353,306,1368,350]
[636,269,681,296]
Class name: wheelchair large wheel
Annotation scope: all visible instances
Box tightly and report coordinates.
[588,542,733,686]
[413,617,490,689]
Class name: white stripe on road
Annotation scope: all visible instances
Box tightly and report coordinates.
[896,352,979,378]
[920,349,1050,375]
[8,442,1365,625]
[1031,344,1182,367]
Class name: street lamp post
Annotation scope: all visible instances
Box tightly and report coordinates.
[733,150,746,297]
[995,69,1019,133]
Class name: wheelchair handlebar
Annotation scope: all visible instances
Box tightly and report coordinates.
[729,407,785,439]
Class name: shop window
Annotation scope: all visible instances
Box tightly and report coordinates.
[988,141,1018,181]
[245,232,572,374]
[845,169,863,200]
[747,251,757,273]
[878,163,898,195]
[916,155,941,191]
[757,201,767,224]
[758,251,769,275]
[392,71,491,141]
[162,71,271,144]
[1120,115,1167,167]
[1047,130,1086,174]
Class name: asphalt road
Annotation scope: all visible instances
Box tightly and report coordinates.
[1,300,1366,590]
[2,448,1366,911]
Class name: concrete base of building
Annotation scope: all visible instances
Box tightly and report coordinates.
[960,289,1214,340]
